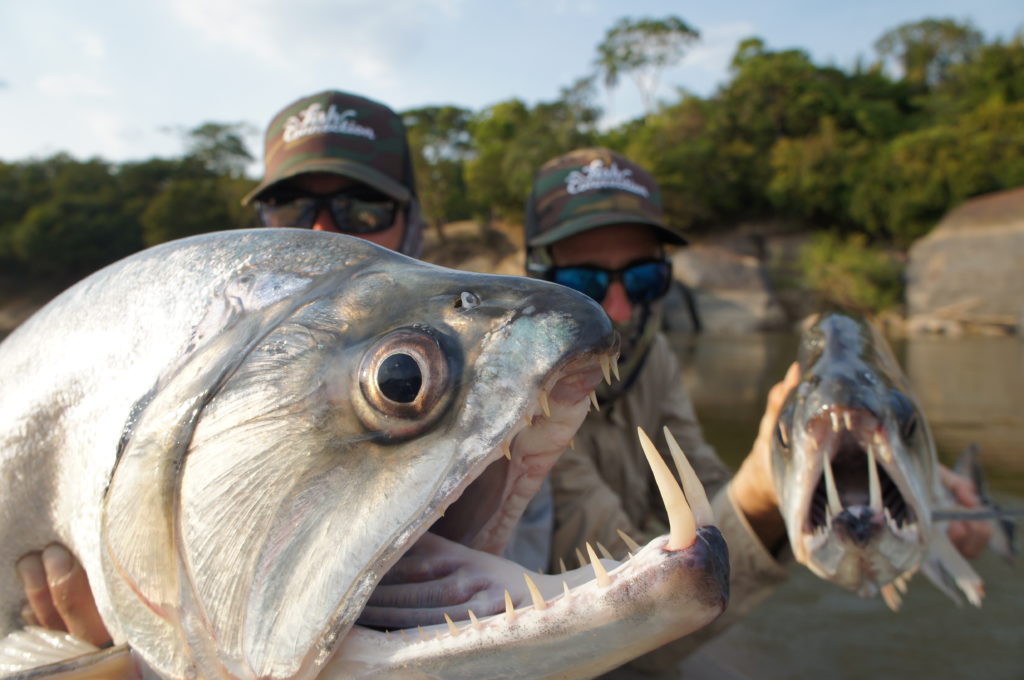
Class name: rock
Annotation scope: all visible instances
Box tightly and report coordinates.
[907,187,1024,335]
[667,244,787,334]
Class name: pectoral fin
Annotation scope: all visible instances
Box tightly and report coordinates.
[0,628,136,680]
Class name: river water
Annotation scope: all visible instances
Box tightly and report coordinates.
[670,331,1023,680]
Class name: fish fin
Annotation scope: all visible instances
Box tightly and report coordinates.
[921,530,985,608]
[0,627,136,679]
[951,443,1018,563]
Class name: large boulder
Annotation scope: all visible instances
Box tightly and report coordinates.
[667,244,787,334]
[907,187,1024,335]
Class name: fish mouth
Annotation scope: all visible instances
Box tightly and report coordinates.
[323,353,729,677]
[799,406,921,555]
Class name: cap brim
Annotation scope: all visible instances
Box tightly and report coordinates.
[527,212,687,247]
[241,157,412,206]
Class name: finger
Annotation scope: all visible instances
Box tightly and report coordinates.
[21,604,39,627]
[16,552,67,632]
[42,544,112,647]
[938,465,981,508]
[947,520,992,560]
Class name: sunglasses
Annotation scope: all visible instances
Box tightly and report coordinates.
[256,189,400,233]
[547,257,673,305]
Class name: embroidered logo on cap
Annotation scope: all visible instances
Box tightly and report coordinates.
[565,159,649,197]
[283,102,376,143]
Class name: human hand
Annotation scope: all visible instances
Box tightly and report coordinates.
[730,361,801,552]
[16,543,112,647]
[939,465,993,559]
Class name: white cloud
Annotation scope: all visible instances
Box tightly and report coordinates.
[77,31,107,60]
[168,0,464,85]
[36,74,112,98]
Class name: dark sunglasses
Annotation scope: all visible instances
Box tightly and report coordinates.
[256,189,400,234]
[547,257,673,305]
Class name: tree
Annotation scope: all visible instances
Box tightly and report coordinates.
[402,106,474,235]
[176,122,256,178]
[874,18,984,90]
[140,178,235,246]
[594,16,700,113]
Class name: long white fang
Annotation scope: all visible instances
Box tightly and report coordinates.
[843,411,853,431]
[558,558,568,574]
[822,452,843,516]
[563,581,571,598]
[589,391,600,411]
[616,528,642,554]
[504,590,516,622]
[502,440,512,460]
[444,613,461,636]
[637,427,696,550]
[587,543,611,587]
[830,411,841,432]
[611,355,620,381]
[539,390,551,418]
[663,427,714,526]
[868,446,882,513]
[600,355,612,385]
[523,573,548,610]
[596,542,614,560]
[468,610,480,627]
[576,548,587,569]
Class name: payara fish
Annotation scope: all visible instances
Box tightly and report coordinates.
[771,312,989,611]
[0,230,728,680]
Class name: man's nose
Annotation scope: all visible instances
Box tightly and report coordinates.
[312,207,340,232]
[602,281,633,323]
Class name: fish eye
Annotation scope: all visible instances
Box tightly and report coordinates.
[377,353,422,403]
[356,327,456,441]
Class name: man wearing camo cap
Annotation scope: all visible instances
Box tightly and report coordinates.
[242,89,425,257]
[525,148,794,675]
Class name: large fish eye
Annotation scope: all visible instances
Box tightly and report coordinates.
[377,353,422,403]
[356,327,455,441]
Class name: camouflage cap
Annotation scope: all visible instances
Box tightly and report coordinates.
[524,148,686,247]
[242,90,414,205]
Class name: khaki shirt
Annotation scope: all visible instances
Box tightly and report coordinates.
[548,333,788,675]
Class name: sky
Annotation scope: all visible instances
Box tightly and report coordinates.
[2,0,1021,169]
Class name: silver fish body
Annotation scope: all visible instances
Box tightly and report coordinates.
[771,312,983,609]
[0,229,728,679]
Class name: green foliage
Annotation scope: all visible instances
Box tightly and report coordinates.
[850,101,1024,244]
[179,122,256,177]
[595,16,700,112]
[13,194,140,277]
[465,79,601,222]
[402,105,474,230]
[140,178,236,246]
[874,18,984,90]
[797,232,904,314]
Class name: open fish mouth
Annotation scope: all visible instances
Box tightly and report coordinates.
[801,406,920,552]
[324,354,729,678]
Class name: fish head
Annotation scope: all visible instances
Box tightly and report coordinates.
[103,231,707,680]
[771,313,938,597]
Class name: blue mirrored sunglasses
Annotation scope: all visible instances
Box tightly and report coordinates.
[547,258,673,305]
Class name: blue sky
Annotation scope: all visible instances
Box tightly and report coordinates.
[1,0,1020,167]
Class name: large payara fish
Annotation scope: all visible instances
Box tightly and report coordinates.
[0,230,728,680]
[771,312,987,611]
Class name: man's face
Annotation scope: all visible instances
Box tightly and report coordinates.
[549,224,664,324]
[259,173,406,252]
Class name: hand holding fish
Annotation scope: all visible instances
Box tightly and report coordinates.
[730,361,801,554]
[938,465,993,559]
[15,544,110,648]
